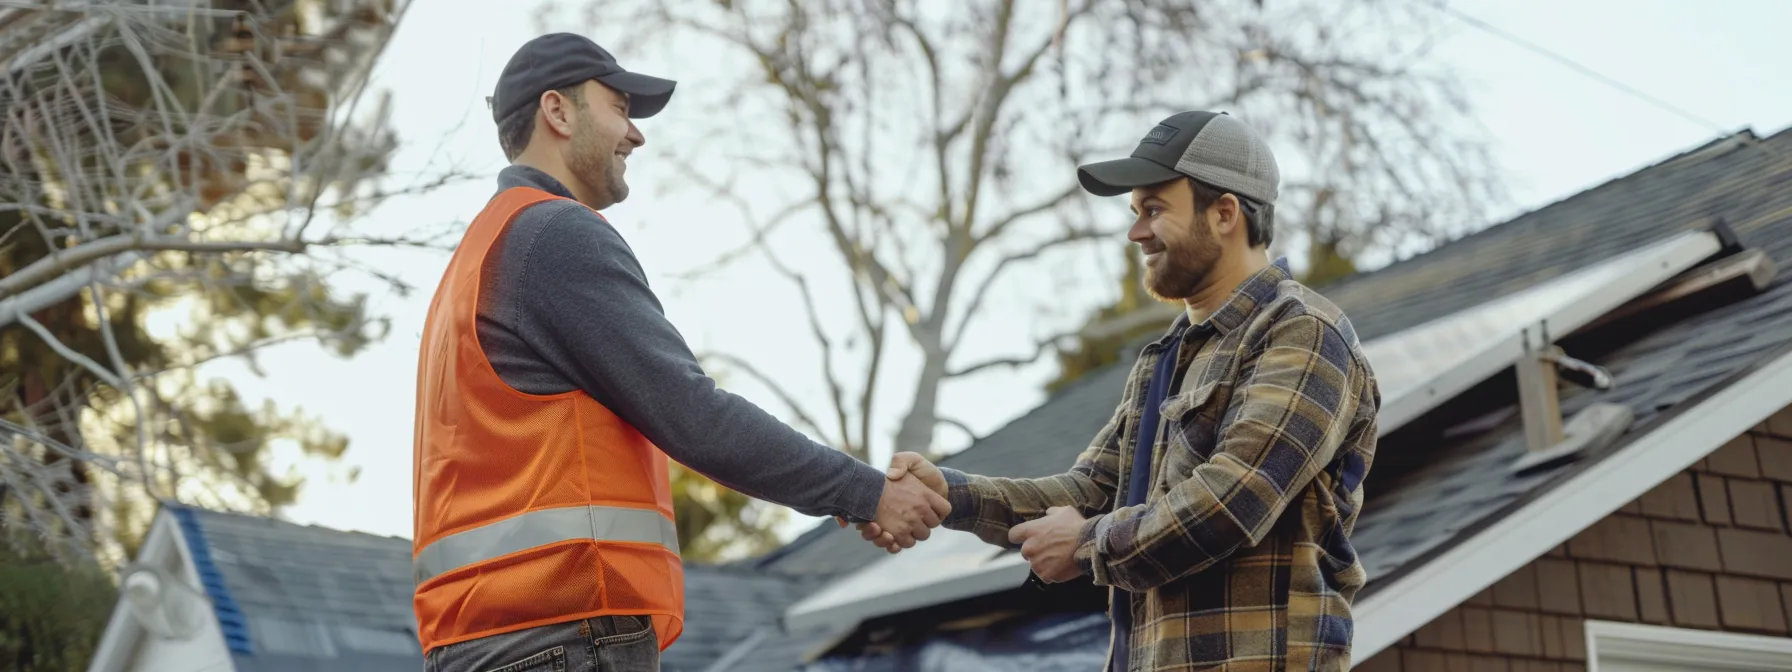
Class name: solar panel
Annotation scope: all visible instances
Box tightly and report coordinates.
[1365,229,1721,435]
[782,529,1029,632]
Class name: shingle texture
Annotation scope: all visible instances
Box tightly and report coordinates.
[175,504,423,671]
[1346,128,1792,595]
[662,563,833,672]
[701,127,1792,670]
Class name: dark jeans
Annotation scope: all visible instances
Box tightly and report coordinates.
[424,616,659,672]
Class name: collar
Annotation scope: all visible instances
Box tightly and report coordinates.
[1151,256,1293,349]
[497,164,578,201]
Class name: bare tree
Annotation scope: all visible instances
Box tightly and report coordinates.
[0,0,464,564]
[537,0,1500,462]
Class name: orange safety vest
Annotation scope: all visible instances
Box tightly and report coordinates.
[411,186,684,654]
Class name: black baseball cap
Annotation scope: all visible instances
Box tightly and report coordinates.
[1076,110,1280,209]
[489,33,676,123]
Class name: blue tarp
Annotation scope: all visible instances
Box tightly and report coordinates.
[801,611,1111,672]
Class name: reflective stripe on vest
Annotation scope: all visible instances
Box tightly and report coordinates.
[413,505,680,587]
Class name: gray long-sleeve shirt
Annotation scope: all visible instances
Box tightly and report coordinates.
[472,164,885,522]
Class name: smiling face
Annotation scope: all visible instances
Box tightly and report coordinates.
[1128,178,1228,301]
[563,80,645,209]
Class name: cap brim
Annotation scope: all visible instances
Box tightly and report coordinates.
[1076,157,1183,197]
[597,71,677,119]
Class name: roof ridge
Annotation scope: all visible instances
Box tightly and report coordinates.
[161,499,412,545]
[1319,127,1765,295]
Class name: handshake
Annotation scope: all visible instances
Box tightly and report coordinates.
[836,452,949,554]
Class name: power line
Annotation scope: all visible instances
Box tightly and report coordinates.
[1421,0,1728,133]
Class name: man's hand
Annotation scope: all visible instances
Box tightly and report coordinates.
[1008,506,1087,583]
[861,471,950,552]
[850,452,949,553]
[884,452,947,498]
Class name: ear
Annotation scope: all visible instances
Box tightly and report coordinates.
[537,90,577,140]
[1211,193,1244,240]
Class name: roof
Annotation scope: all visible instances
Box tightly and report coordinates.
[166,503,424,671]
[1341,126,1792,591]
[663,563,834,672]
[694,126,1792,670]
[165,502,834,672]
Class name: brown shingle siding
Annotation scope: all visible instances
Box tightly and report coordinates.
[1765,406,1792,440]
[1664,570,1722,628]
[1638,473,1702,521]
[1493,564,1541,610]
[1727,478,1783,531]
[1706,435,1762,478]
[1577,563,1639,620]
[1536,615,1567,660]
[1534,558,1582,615]
[1634,567,1670,624]
[1566,516,1656,566]
[1696,473,1734,526]
[1356,647,1402,672]
[1490,610,1541,657]
[1757,436,1792,483]
[1377,420,1792,670]
[1415,606,1468,651]
[1650,520,1723,571]
[1715,575,1790,634]
[1716,528,1792,580]
[1462,606,1497,654]
[1557,617,1586,661]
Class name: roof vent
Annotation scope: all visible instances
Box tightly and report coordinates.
[1511,402,1634,477]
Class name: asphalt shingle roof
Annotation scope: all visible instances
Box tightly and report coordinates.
[172,504,423,671]
[704,126,1792,670]
[662,563,834,672]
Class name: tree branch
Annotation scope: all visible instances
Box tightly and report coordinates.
[0,234,304,300]
[974,182,1082,243]
[949,225,1120,351]
[945,330,1077,379]
[936,416,979,444]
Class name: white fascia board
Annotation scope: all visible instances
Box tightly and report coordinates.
[1585,620,1792,671]
[1376,230,1721,436]
[1352,341,1792,663]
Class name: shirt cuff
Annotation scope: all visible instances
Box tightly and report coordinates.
[938,467,976,527]
[1076,513,1111,586]
[834,459,887,524]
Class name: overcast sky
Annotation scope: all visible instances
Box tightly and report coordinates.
[187,0,1792,544]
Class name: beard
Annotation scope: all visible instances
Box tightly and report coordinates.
[1144,224,1223,301]
[567,116,629,207]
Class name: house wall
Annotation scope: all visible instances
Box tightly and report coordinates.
[89,510,237,672]
[1355,405,1792,671]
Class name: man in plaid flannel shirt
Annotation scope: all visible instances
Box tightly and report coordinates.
[862,111,1381,670]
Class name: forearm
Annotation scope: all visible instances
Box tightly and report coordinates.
[1073,469,1250,592]
[632,363,887,522]
[939,467,1110,549]
[519,209,886,522]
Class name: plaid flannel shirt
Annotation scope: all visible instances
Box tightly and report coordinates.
[940,258,1380,671]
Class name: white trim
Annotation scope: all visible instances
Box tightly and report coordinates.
[87,510,177,672]
[1586,620,1792,671]
[1352,342,1792,662]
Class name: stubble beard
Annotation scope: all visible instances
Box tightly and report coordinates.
[1144,226,1223,302]
[568,116,629,208]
